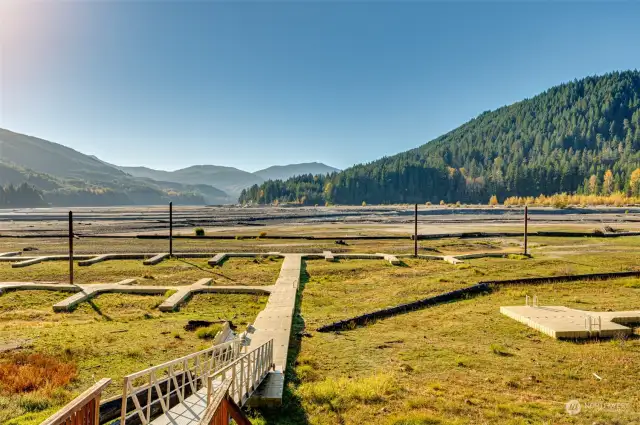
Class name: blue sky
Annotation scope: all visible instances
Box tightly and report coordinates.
[1,1,639,172]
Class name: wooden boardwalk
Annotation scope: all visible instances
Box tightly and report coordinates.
[148,388,209,425]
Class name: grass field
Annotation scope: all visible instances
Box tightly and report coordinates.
[252,237,640,425]
[0,291,267,424]
[257,276,640,425]
[0,233,639,424]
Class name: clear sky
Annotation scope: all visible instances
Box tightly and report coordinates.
[1,1,639,172]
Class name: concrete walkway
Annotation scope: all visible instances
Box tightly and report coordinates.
[246,254,303,406]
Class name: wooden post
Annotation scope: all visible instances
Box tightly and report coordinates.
[93,393,101,425]
[169,202,173,257]
[414,204,418,258]
[524,205,528,256]
[69,211,74,285]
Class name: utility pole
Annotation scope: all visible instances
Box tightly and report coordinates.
[414,204,418,257]
[524,205,528,256]
[68,211,74,285]
[169,202,173,257]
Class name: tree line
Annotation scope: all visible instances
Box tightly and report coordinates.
[0,183,47,208]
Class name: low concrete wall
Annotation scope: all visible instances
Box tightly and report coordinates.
[317,283,490,332]
[317,270,640,332]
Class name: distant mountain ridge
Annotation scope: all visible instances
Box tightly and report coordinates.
[0,127,339,207]
[253,162,339,181]
[119,164,262,198]
[118,162,340,198]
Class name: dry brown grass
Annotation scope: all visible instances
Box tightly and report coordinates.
[0,354,77,395]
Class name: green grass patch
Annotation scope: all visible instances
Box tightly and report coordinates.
[195,324,222,340]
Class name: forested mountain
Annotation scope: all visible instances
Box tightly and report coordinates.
[0,129,132,182]
[0,130,231,206]
[254,162,339,182]
[240,71,640,205]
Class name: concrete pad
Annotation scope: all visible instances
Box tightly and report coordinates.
[12,257,47,268]
[501,305,640,339]
[172,253,214,259]
[78,253,148,266]
[323,251,335,262]
[157,278,212,312]
[116,279,138,286]
[377,253,401,265]
[443,255,463,265]
[456,252,510,260]
[53,288,100,312]
[0,282,78,296]
[11,255,93,268]
[143,253,170,265]
[208,253,227,266]
[158,288,192,312]
[334,253,385,260]
[0,256,37,263]
[396,254,445,260]
[78,254,111,266]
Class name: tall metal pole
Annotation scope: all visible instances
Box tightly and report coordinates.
[414,204,418,257]
[169,202,173,257]
[524,205,528,256]
[68,211,74,285]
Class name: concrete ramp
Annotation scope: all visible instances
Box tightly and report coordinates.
[143,253,170,265]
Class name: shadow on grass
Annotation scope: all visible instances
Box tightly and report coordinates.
[87,299,112,321]
[251,260,310,425]
[175,258,239,283]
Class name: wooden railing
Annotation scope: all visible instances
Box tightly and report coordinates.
[40,378,111,425]
[120,339,243,425]
[199,339,274,425]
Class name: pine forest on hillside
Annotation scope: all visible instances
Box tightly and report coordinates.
[240,71,640,206]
